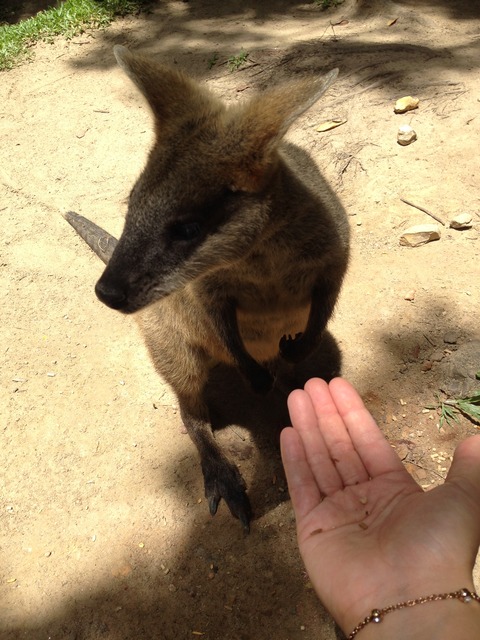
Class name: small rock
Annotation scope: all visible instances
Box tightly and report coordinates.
[394,96,419,114]
[439,340,480,397]
[430,350,444,362]
[449,212,473,230]
[397,124,417,146]
[414,467,428,480]
[421,360,432,371]
[443,331,460,345]
[395,444,409,460]
[404,290,415,301]
[400,224,441,247]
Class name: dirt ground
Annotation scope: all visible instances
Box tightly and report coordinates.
[2,1,480,639]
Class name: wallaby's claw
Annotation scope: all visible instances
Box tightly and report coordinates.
[203,462,252,532]
[208,494,221,517]
[279,332,308,363]
[239,511,251,534]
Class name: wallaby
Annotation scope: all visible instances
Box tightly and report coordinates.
[65,45,349,531]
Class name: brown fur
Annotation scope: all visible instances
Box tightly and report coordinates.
[68,46,350,530]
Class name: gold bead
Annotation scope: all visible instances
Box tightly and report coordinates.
[460,589,472,602]
[371,609,382,623]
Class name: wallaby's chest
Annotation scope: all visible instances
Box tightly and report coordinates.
[236,303,311,362]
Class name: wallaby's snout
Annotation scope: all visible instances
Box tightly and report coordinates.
[95,276,128,310]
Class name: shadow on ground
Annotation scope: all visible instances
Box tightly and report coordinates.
[2,294,478,640]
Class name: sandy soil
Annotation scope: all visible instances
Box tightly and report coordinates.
[2,1,479,639]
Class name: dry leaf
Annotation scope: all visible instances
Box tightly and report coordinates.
[316,119,346,133]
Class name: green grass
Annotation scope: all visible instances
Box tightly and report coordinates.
[0,0,148,70]
[207,51,219,70]
[227,49,249,72]
[428,389,480,429]
[313,0,344,8]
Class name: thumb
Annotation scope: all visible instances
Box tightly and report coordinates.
[446,435,480,530]
[447,435,480,491]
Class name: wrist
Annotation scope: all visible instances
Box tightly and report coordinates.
[354,590,480,640]
[334,570,476,634]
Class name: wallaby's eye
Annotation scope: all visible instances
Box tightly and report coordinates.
[170,221,202,242]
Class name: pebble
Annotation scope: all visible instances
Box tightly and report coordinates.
[395,444,409,460]
[397,124,417,146]
[394,96,420,114]
[430,350,444,362]
[400,224,441,247]
[443,331,459,345]
[449,212,473,230]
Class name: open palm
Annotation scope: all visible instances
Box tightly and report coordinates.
[281,378,480,634]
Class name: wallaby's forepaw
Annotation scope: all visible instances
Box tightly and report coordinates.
[203,462,252,532]
[279,332,310,363]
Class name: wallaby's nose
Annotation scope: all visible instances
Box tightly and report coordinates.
[95,279,128,310]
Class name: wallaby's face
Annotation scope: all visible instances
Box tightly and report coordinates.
[95,46,338,314]
[96,134,258,313]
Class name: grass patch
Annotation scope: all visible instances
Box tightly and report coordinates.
[0,0,148,70]
[227,49,249,72]
[313,0,344,8]
[427,389,480,429]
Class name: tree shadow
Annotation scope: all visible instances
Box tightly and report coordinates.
[3,0,480,26]
[0,0,53,24]
[62,0,478,106]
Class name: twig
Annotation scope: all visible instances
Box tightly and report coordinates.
[423,334,436,347]
[400,197,446,226]
[407,459,446,480]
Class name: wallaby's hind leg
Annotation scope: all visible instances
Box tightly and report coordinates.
[141,317,253,531]
[178,395,252,532]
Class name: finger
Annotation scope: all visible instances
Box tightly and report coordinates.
[287,386,345,494]
[328,378,406,477]
[280,426,323,520]
[303,378,370,487]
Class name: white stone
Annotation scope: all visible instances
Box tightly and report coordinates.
[397,124,417,146]
[449,212,473,230]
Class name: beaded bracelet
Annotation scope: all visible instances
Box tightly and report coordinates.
[347,588,480,639]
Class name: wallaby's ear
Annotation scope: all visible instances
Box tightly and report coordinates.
[113,46,222,134]
[227,69,339,192]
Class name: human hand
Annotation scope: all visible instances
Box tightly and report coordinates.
[280,377,480,635]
